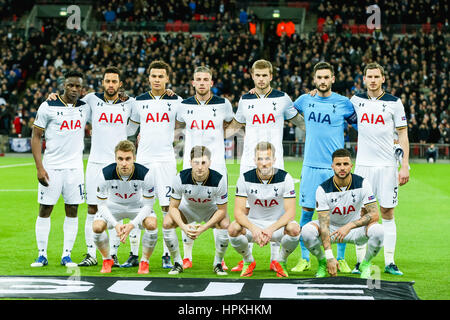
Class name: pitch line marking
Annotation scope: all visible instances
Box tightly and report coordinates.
[0,163,34,168]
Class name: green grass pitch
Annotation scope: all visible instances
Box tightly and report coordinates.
[0,156,449,300]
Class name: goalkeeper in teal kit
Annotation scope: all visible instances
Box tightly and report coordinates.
[291,62,357,273]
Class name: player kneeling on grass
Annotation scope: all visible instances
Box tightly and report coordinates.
[302,148,384,279]
[92,140,158,274]
[228,142,300,278]
[163,146,230,276]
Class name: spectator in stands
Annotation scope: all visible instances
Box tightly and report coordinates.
[426,144,438,163]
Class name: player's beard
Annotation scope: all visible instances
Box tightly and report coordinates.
[105,88,119,99]
[315,83,331,94]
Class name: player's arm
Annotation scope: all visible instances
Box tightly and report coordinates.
[397,127,410,186]
[318,209,338,276]
[288,113,305,131]
[224,118,244,138]
[192,203,227,239]
[31,125,49,187]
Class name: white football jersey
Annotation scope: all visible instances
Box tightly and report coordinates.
[96,162,155,207]
[171,168,228,221]
[315,173,376,227]
[83,92,133,164]
[235,89,298,169]
[350,92,407,167]
[33,96,86,169]
[235,168,296,221]
[177,95,233,173]
[130,91,182,163]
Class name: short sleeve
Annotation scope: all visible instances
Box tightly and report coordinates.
[96,173,109,201]
[170,174,183,200]
[393,99,407,129]
[224,98,234,122]
[315,186,329,212]
[283,94,298,120]
[235,175,248,198]
[142,171,155,200]
[362,178,377,206]
[129,100,140,124]
[343,98,357,125]
[33,102,49,130]
[234,98,246,124]
[293,94,306,114]
[283,173,296,198]
[215,176,228,205]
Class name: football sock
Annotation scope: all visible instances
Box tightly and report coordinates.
[62,216,78,258]
[356,243,367,263]
[299,208,314,261]
[84,213,96,256]
[182,230,193,260]
[382,218,396,265]
[93,231,110,259]
[279,234,300,262]
[141,229,158,261]
[129,227,141,256]
[270,242,280,261]
[364,224,384,262]
[109,220,120,256]
[162,210,170,256]
[213,228,229,266]
[336,243,347,261]
[35,216,50,258]
[229,234,254,263]
[301,223,325,260]
[163,228,182,265]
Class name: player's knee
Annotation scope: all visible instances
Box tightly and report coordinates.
[380,207,394,220]
[228,221,242,237]
[64,204,78,217]
[286,221,300,237]
[92,220,106,234]
[301,223,318,244]
[162,215,175,229]
[143,217,157,231]
[39,204,53,218]
[367,223,384,245]
[87,205,98,215]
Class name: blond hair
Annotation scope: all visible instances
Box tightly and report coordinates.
[251,59,273,75]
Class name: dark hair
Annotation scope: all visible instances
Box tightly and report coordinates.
[332,148,352,160]
[148,60,171,75]
[190,145,211,160]
[313,61,334,76]
[103,66,121,79]
[363,62,385,77]
[64,70,84,80]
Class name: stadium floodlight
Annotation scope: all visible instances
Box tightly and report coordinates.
[59,7,67,16]
[272,9,280,18]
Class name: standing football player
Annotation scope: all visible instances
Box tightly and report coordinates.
[291,62,357,274]
[31,70,86,268]
[350,62,409,276]
[175,66,233,270]
[128,60,183,269]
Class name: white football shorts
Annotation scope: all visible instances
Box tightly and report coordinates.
[38,168,84,205]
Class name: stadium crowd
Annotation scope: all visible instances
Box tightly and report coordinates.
[0,2,448,147]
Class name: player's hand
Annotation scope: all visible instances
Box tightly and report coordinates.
[118,89,129,102]
[260,228,273,247]
[248,88,256,94]
[331,225,352,243]
[184,223,201,240]
[136,133,140,148]
[119,224,134,243]
[166,88,175,96]
[308,88,318,96]
[398,166,409,186]
[46,93,58,101]
[37,167,50,187]
[251,227,266,247]
[326,258,339,277]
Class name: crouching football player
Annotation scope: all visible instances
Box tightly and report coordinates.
[92,140,158,274]
[163,146,230,276]
[228,142,300,278]
[301,148,384,279]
